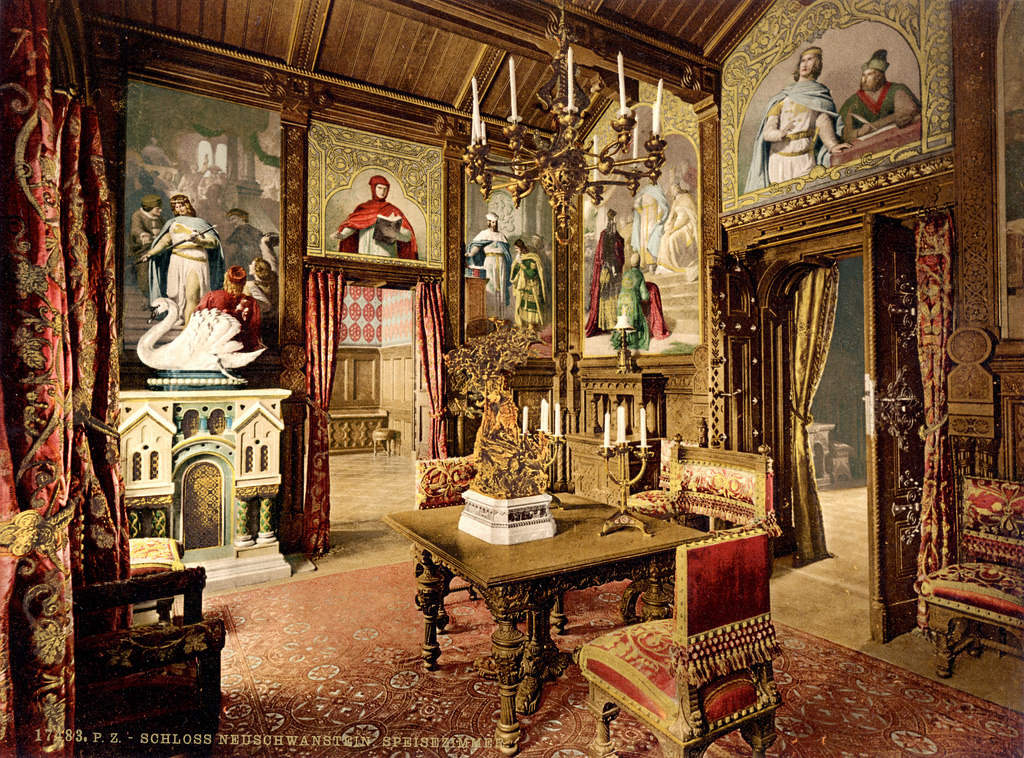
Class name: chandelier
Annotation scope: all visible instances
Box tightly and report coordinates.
[463,4,667,245]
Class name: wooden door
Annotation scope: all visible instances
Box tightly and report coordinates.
[864,215,925,642]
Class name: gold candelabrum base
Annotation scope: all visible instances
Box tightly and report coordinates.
[523,430,567,489]
[597,442,654,536]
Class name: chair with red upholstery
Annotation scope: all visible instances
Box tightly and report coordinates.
[918,475,1024,677]
[578,526,782,758]
[414,454,478,510]
[630,446,780,538]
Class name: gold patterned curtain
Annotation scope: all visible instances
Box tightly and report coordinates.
[790,265,839,565]
[914,210,955,628]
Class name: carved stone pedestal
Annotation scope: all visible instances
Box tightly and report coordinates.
[458,490,556,545]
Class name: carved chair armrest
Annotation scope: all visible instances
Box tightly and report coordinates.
[76,618,225,683]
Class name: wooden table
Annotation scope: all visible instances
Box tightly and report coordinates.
[383,495,703,756]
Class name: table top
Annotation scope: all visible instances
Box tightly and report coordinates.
[383,494,703,588]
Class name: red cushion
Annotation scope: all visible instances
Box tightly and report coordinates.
[920,563,1024,623]
[579,620,677,721]
[701,669,757,722]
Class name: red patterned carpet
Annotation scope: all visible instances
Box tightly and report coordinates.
[206,562,1023,757]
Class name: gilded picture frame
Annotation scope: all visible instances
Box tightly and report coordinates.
[721,0,953,213]
[307,121,443,268]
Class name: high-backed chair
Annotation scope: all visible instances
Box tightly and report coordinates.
[579,526,782,758]
[74,566,225,757]
[918,475,1023,677]
[630,445,780,538]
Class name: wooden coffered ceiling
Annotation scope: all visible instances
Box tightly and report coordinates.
[83,0,770,129]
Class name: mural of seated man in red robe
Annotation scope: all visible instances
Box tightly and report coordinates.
[332,175,418,260]
[195,265,264,352]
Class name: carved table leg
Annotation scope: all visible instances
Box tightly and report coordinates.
[518,596,574,714]
[550,592,567,635]
[491,612,526,756]
[413,549,445,671]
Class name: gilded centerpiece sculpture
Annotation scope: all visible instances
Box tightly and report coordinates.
[447,321,558,543]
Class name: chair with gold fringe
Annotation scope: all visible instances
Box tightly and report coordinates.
[918,475,1024,677]
[578,525,781,758]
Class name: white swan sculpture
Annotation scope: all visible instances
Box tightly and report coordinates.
[137,298,266,379]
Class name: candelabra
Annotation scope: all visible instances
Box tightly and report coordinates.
[597,441,654,536]
[463,1,667,245]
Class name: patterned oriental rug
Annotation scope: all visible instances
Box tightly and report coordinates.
[205,561,1023,758]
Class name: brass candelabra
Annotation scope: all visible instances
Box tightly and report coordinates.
[597,442,654,536]
[462,1,667,245]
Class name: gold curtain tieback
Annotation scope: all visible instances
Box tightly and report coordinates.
[919,414,948,440]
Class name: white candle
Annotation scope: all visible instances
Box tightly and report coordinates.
[632,124,639,160]
[522,405,529,435]
[554,402,561,437]
[640,407,647,447]
[603,412,611,448]
[509,57,519,121]
[567,47,574,110]
[617,405,626,444]
[540,398,550,433]
[617,52,627,113]
[653,79,663,136]
[471,77,481,143]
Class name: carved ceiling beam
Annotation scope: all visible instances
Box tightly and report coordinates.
[285,0,333,70]
[358,0,720,100]
[456,46,506,113]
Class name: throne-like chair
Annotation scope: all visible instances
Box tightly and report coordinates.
[578,526,781,757]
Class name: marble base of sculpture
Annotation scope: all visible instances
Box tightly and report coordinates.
[458,489,556,545]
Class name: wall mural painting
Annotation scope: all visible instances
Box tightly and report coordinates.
[721,0,952,212]
[123,81,281,352]
[582,87,702,359]
[1003,0,1024,340]
[307,121,443,268]
[464,185,554,357]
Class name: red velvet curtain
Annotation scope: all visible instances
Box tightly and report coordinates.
[0,1,128,753]
[303,270,344,558]
[915,210,955,628]
[416,281,448,459]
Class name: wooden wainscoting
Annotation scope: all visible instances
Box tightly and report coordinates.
[329,345,414,455]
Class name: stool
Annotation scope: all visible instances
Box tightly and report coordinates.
[372,427,394,457]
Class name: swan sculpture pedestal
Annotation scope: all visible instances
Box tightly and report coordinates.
[118,388,292,592]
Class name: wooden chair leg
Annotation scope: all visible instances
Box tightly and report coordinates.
[586,694,619,758]
[934,626,954,678]
[740,713,777,757]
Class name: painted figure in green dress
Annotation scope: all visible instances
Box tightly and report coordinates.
[510,239,546,332]
[612,253,651,352]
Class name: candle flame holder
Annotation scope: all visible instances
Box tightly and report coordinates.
[597,442,654,536]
